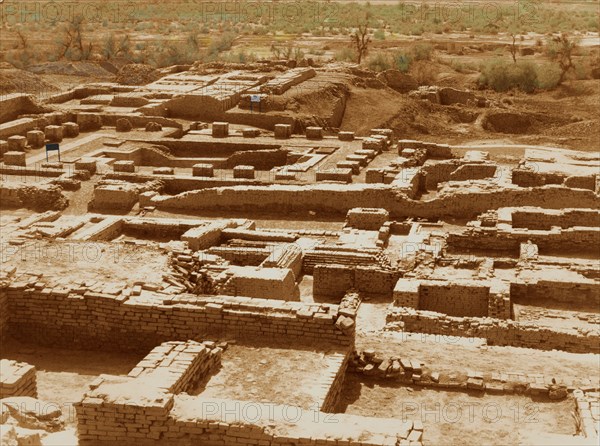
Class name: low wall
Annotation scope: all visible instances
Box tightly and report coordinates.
[150,183,600,219]
[6,283,353,351]
[0,288,8,339]
[393,279,511,319]
[447,226,600,254]
[511,280,600,309]
[0,359,37,399]
[511,208,600,230]
[76,392,419,446]
[387,307,600,353]
[0,94,48,124]
[105,172,264,195]
[0,182,68,211]
[313,264,399,299]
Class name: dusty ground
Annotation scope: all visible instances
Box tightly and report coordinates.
[196,342,341,409]
[338,374,576,446]
[1,339,143,427]
[357,332,600,382]
[1,239,169,287]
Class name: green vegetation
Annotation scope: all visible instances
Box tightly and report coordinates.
[364,43,434,73]
[478,59,539,93]
[477,58,577,93]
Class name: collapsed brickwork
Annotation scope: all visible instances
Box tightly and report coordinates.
[386,308,599,353]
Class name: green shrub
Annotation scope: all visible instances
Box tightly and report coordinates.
[367,53,391,72]
[412,43,433,61]
[374,29,385,40]
[478,59,539,93]
[334,47,357,62]
[392,51,411,73]
[208,32,236,55]
[536,63,562,89]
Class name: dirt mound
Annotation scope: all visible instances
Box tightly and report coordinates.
[543,119,600,142]
[0,66,59,96]
[28,61,115,77]
[481,110,533,134]
[116,63,161,85]
[190,61,286,75]
[376,70,418,93]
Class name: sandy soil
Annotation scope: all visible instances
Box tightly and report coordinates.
[1,338,143,427]
[357,332,600,382]
[196,343,341,409]
[338,374,576,446]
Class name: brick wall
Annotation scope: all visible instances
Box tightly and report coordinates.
[6,284,353,351]
[0,288,8,339]
[150,183,600,220]
[314,264,399,299]
[77,393,420,446]
[0,359,37,398]
[387,307,600,354]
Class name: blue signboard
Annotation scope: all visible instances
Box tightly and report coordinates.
[45,143,60,162]
[250,95,262,113]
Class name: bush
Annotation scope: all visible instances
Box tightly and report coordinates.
[536,63,562,89]
[374,29,386,40]
[412,43,433,61]
[478,59,539,93]
[367,53,391,72]
[392,51,411,73]
[208,32,236,55]
[334,47,357,62]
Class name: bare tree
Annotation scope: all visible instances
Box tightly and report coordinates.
[548,33,579,85]
[57,16,93,60]
[352,14,371,64]
[509,33,518,63]
[15,29,28,50]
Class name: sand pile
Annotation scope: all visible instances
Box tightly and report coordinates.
[0,65,59,96]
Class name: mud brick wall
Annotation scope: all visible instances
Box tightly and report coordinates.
[78,395,419,446]
[573,389,600,442]
[346,207,389,230]
[387,308,600,354]
[511,209,600,230]
[0,359,37,398]
[449,163,497,181]
[0,94,47,124]
[419,282,490,317]
[224,149,288,169]
[303,248,382,274]
[393,279,510,319]
[510,281,600,308]
[0,289,8,339]
[314,264,399,299]
[261,244,303,280]
[6,284,353,351]
[150,183,600,220]
[320,352,351,413]
[448,226,600,254]
[206,246,270,266]
[128,341,222,394]
[260,67,316,95]
[0,182,68,211]
[224,266,299,301]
